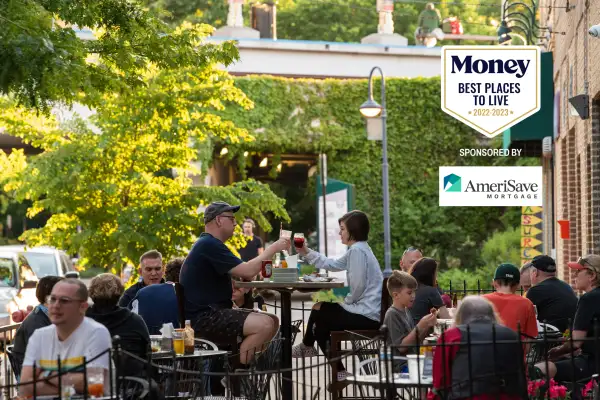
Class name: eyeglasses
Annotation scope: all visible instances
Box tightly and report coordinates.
[46,295,85,306]
[218,215,237,224]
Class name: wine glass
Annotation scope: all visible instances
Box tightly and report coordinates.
[293,233,305,250]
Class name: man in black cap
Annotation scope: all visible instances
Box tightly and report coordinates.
[179,201,290,366]
[526,255,577,333]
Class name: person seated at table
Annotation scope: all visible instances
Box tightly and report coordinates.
[179,201,290,366]
[526,255,577,333]
[533,255,600,383]
[431,296,527,400]
[292,210,383,381]
[86,273,150,377]
[384,271,437,372]
[12,276,64,380]
[131,257,183,334]
[482,263,538,345]
[409,258,450,324]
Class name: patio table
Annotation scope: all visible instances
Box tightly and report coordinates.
[234,280,344,400]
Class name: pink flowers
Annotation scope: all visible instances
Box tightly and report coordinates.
[528,379,569,399]
[582,378,597,398]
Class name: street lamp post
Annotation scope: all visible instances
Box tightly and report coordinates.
[359,66,392,278]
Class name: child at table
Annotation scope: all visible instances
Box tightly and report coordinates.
[384,271,438,372]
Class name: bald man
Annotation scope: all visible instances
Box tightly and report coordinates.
[400,247,423,272]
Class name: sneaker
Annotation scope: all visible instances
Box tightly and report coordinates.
[337,371,353,381]
[291,343,319,358]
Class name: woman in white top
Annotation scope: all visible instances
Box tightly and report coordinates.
[292,210,383,381]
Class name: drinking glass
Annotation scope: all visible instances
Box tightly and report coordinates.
[150,335,162,353]
[87,367,104,398]
[293,233,305,249]
[173,329,185,355]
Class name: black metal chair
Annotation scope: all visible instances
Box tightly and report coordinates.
[223,338,283,400]
[119,376,150,399]
[5,344,20,382]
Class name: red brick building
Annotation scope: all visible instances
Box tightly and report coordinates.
[541,0,600,284]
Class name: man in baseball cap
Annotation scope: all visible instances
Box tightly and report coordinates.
[180,201,290,366]
[567,254,600,275]
[203,201,241,224]
[534,255,600,382]
[526,255,577,333]
[483,263,537,339]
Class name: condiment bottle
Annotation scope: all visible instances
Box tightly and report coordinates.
[262,260,273,280]
[184,320,195,355]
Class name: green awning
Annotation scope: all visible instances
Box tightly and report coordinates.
[503,51,554,155]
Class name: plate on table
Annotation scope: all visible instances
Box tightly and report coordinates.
[302,275,335,282]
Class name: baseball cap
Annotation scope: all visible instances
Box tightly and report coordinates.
[567,255,600,274]
[493,263,520,283]
[203,201,240,224]
[531,255,557,273]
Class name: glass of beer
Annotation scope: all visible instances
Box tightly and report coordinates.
[173,329,185,355]
[293,233,305,249]
[87,367,104,398]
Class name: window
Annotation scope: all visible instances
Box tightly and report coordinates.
[0,258,16,288]
[20,252,59,278]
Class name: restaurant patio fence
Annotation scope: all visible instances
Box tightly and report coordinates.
[0,280,596,400]
[2,323,600,399]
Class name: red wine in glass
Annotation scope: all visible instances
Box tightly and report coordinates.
[293,233,305,248]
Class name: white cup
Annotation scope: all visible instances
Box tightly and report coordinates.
[285,255,298,268]
[406,354,426,383]
[280,230,292,239]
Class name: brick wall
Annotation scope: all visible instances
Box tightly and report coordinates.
[550,0,600,286]
[591,99,600,255]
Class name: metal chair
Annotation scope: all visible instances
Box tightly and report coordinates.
[224,338,283,400]
[5,344,20,382]
[119,376,150,399]
[290,319,303,345]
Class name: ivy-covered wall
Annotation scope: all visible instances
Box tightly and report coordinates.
[218,76,522,269]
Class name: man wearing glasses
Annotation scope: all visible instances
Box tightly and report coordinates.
[19,279,112,397]
[180,201,290,366]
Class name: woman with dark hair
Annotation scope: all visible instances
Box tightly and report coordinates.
[12,276,64,379]
[409,257,450,323]
[291,210,383,381]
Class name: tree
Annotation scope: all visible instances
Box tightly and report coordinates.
[0,62,290,270]
[0,0,238,111]
[0,7,291,269]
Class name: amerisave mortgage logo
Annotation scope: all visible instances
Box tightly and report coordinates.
[441,46,541,138]
[439,166,543,207]
[443,174,462,192]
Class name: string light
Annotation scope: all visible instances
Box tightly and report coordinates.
[220,147,228,156]
[259,157,268,167]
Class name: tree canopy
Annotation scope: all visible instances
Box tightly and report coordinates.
[0,0,290,269]
[0,0,238,111]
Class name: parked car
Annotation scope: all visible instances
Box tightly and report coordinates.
[0,246,79,326]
